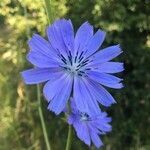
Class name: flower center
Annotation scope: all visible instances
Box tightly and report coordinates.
[80,112,90,121]
[60,51,91,76]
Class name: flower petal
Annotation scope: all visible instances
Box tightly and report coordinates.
[84,29,106,57]
[44,73,73,114]
[86,80,116,106]
[47,19,74,57]
[73,76,89,113]
[27,51,60,68]
[89,62,124,73]
[28,34,58,58]
[87,71,123,89]
[21,68,61,84]
[91,113,112,133]
[60,19,74,51]
[91,44,122,64]
[90,130,103,148]
[70,98,79,114]
[81,78,101,115]
[43,72,65,102]
[74,76,101,115]
[95,121,112,133]
[74,22,93,55]
[73,121,91,146]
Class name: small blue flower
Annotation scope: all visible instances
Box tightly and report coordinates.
[21,19,124,115]
[67,99,112,148]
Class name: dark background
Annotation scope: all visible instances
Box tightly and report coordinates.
[0,0,150,149]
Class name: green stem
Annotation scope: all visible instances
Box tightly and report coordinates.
[44,0,54,23]
[65,124,72,150]
[37,85,51,150]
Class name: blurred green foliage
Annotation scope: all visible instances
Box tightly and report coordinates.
[0,0,150,150]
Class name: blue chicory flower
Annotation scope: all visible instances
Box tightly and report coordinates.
[67,99,112,148]
[21,19,124,115]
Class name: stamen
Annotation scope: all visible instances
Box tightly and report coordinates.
[74,51,79,63]
[78,51,84,60]
[69,51,72,59]
[63,66,70,70]
[78,56,84,63]
[60,54,68,64]
[61,58,67,64]
[76,64,81,68]
[82,59,89,64]
[75,68,80,71]
[68,51,73,65]
[85,68,91,70]
[77,62,88,69]
[78,73,83,76]
[60,54,66,61]
[79,71,85,74]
